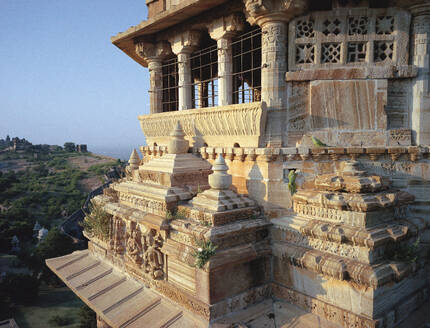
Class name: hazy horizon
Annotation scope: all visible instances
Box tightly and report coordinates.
[1,1,150,152]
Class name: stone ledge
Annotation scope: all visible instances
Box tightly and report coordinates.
[271,282,430,328]
[272,241,414,288]
[139,145,430,162]
[286,65,418,81]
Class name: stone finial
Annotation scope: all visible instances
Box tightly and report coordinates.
[208,155,232,190]
[168,122,189,154]
[128,149,140,169]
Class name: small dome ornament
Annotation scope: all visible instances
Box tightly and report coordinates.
[128,149,140,169]
[168,121,189,154]
[208,154,232,190]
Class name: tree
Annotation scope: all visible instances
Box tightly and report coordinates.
[29,228,76,284]
[63,142,75,152]
[79,305,97,328]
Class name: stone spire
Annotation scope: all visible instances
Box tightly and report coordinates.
[128,149,140,169]
[168,121,189,154]
[208,155,232,190]
[187,154,256,225]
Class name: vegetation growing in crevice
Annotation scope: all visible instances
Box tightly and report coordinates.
[191,236,217,269]
[165,208,188,221]
[386,238,421,264]
[81,201,111,240]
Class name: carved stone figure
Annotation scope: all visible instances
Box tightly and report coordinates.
[142,229,164,279]
[126,228,143,265]
[109,217,125,255]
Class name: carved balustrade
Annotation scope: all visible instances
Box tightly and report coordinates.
[138,102,267,148]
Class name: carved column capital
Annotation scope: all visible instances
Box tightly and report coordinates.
[409,3,430,16]
[169,30,201,55]
[243,0,307,26]
[135,41,172,62]
[208,14,245,41]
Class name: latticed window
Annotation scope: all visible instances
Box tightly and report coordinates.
[232,26,262,104]
[191,39,218,109]
[288,8,410,70]
[161,57,178,112]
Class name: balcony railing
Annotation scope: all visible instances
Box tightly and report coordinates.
[138,102,266,148]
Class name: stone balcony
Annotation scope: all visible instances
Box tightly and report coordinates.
[138,102,267,148]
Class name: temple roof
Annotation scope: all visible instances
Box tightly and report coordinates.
[110,0,229,68]
[46,250,205,328]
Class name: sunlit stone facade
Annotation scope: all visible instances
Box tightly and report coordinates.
[47,1,430,327]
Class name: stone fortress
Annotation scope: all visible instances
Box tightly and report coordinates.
[47,0,430,327]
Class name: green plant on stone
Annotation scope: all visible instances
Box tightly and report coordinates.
[165,208,188,222]
[49,314,72,327]
[199,219,212,227]
[81,201,111,241]
[192,237,217,269]
[386,237,421,264]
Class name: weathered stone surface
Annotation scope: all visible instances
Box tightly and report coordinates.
[138,102,267,148]
[309,79,388,131]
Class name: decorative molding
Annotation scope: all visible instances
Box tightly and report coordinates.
[243,0,307,25]
[135,41,171,61]
[138,102,267,148]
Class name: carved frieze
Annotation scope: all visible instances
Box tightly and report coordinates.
[119,192,168,216]
[138,102,266,147]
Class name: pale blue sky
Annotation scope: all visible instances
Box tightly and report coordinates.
[0,1,150,158]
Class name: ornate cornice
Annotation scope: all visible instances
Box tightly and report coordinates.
[409,2,430,16]
[135,41,172,61]
[243,0,308,25]
[208,14,245,41]
[168,30,201,55]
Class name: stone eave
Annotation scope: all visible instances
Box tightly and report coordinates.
[111,0,230,68]
[46,250,206,328]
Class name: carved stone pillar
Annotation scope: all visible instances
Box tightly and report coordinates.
[260,20,287,109]
[243,0,307,146]
[209,15,244,106]
[410,4,430,145]
[170,31,201,110]
[136,41,171,114]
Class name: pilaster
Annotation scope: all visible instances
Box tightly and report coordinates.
[209,14,244,106]
[135,41,172,114]
[243,0,307,146]
[169,30,201,110]
[410,4,430,145]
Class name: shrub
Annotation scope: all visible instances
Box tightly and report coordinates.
[191,237,217,269]
[49,315,71,326]
[81,201,111,240]
[0,273,39,305]
[386,238,421,264]
[79,305,97,328]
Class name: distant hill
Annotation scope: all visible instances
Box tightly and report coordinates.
[0,143,124,252]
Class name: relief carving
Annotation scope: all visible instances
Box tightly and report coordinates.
[126,223,143,265]
[142,229,165,280]
[139,102,265,140]
[109,217,125,255]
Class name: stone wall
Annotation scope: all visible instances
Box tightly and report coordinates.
[141,145,430,222]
